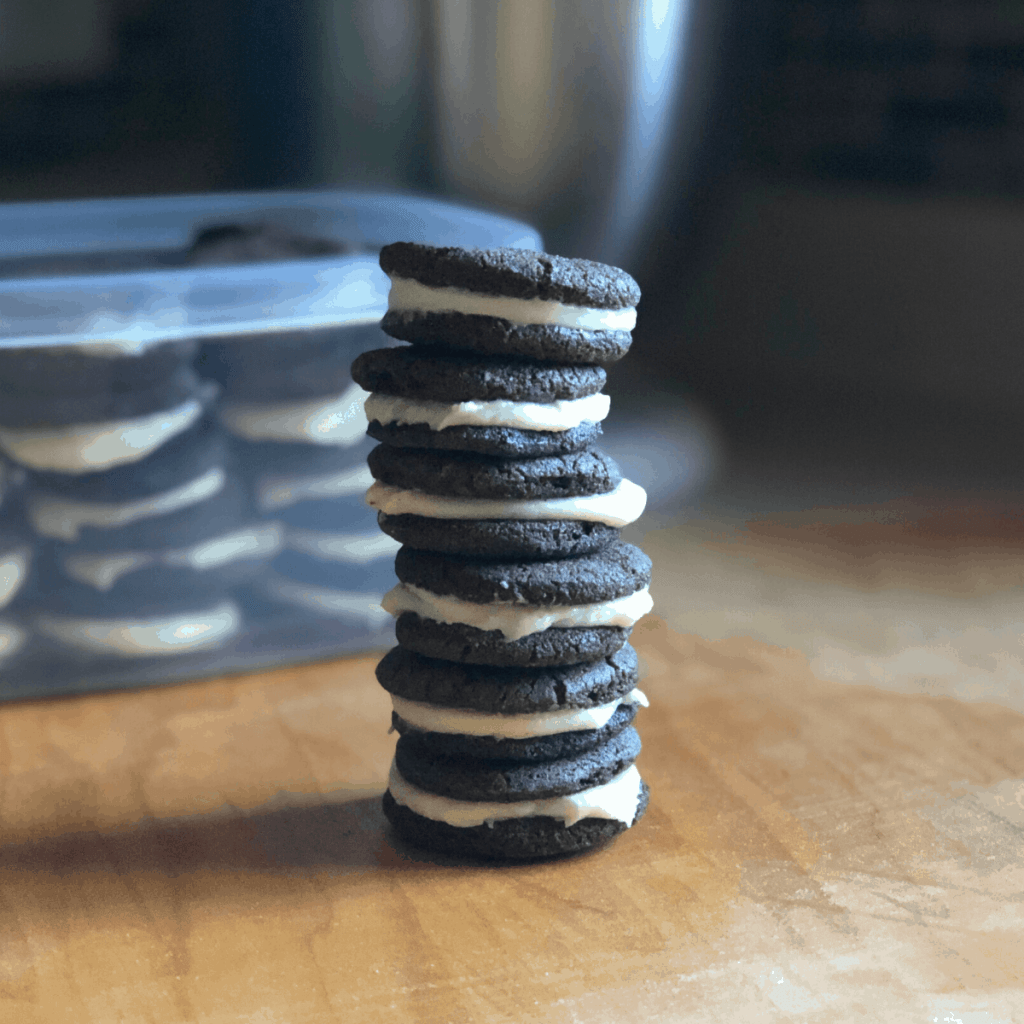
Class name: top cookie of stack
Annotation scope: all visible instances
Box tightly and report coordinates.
[378,243,638,364]
[353,243,646,561]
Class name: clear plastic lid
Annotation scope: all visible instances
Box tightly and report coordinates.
[0,189,541,351]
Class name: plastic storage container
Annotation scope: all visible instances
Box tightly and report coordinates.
[0,190,541,700]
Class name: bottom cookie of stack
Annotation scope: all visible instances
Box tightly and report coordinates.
[383,769,649,860]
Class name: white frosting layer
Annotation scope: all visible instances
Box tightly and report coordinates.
[262,576,392,624]
[364,391,610,433]
[391,688,648,739]
[259,464,374,512]
[381,582,653,642]
[35,600,241,657]
[0,398,204,474]
[63,524,284,591]
[28,466,226,541]
[0,621,26,663]
[0,546,30,610]
[365,477,647,529]
[220,383,370,445]
[162,523,283,570]
[388,276,637,331]
[388,761,644,828]
[287,528,401,564]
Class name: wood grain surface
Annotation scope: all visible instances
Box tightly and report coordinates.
[1,604,1022,1022]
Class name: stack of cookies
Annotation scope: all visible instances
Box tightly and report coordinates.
[352,243,653,859]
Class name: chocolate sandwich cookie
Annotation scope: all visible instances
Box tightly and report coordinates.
[26,558,239,619]
[376,513,621,560]
[383,728,648,859]
[355,346,610,456]
[368,445,621,500]
[24,421,232,548]
[383,541,652,666]
[383,780,649,860]
[0,340,199,427]
[199,322,387,402]
[392,704,638,762]
[396,725,641,802]
[379,644,643,760]
[26,416,225,503]
[379,243,639,365]
[0,376,218,476]
[36,483,278,614]
[394,541,651,604]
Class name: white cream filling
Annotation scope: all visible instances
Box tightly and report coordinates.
[388,276,637,331]
[163,523,283,570]
[220,382,370,445]
[286,528,401,564]
[363,391,610,434]
[0,398,204,474]
[258,464,374,512]
[0,621,26,663]
[62,524,284,591]
[391,688,648,739]
[365,477,647,529]
[28,465,226,542]
[0,546,30,610]
[262,576,392,624]
[35,600,241,657]
[388,761,644,828]
[63,553,148,591]
[381,582,653,642]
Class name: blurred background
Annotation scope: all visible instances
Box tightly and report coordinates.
[3,0,1024,503]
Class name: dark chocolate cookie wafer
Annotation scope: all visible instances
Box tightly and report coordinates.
[395,725,641,802]
[0,341,199,427]
[395,541,651,605]
[367,420,601,457]
[383,781,649,860]
[25,415,226,502]
[352,346,606,403]
[376,644,640,712]
[199,321,388,401]
[28,473,249,552]
[368,445,621,500]
[395,615,630,667]
[391,703,638,762]
[377,513,620,560]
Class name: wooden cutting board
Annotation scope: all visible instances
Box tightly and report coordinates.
[1,614,1021,1023]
